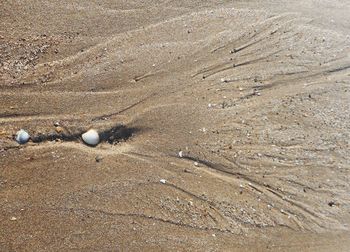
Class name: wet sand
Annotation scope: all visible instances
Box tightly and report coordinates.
[1,0,350,251]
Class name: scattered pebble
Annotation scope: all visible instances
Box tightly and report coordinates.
[178,151,183,158]
[82,129,100,146]
[55,126,64,133]
[10,217,17,221]
[53,121,60,127]
[328,201,336,207]
[199,128,207,132]
[95,155,103,162]
[160,179,166,184]
[194,161,199,166]
[15,129,30,144]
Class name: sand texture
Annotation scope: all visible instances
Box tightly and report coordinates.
[1,0,350,251]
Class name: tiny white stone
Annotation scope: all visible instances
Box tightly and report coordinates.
[199,127,207,132]
[160,179,166,184]
[15,129,30,144]
[82,129,100,146]
[194,162,199,166]
[10,216,17,221]
[178,151,183,158]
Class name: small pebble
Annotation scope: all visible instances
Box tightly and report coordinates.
[10,217,17,221]
[55,126,64,133]
[53,121,60,127]
[160,179,166,184]
[194,162,199,166]
[95,155,103,162]
[328,201,335,207]
[178,151,183,158]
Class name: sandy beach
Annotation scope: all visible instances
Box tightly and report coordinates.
[1,0,350,251]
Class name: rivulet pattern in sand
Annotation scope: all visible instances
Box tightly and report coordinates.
[1,0,350,251]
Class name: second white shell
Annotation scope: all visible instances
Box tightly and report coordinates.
[82,129,100,146]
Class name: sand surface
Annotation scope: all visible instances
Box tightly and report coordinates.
[1,0,350,251]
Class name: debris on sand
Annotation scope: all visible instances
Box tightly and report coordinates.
[15,129,30,144]
[178,151,183,158]
[160,179,167,184]
[55,126,64,133]
[95,155,103,162]
[328,201,336,207]
[82,129,100,146]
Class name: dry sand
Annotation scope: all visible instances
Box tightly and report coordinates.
[1,0,350,251]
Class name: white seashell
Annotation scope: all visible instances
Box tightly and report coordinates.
[15,129,30,144]
[82,129,100,146]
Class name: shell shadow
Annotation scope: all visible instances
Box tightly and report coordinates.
[30,124,139,145]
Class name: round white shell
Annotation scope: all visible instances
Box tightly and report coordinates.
[82,129,100,146]
[15,129,30,144]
